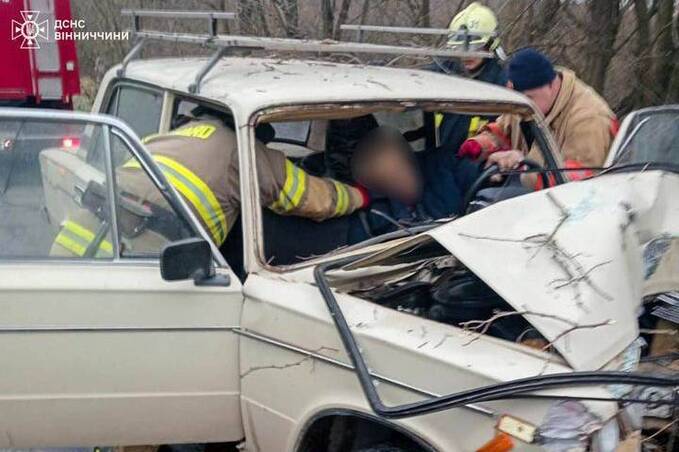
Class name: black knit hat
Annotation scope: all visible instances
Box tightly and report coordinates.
[507,48,557,91]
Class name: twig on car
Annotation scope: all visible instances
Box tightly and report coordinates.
[550,260,612,290]
[458,192,613,307]
[458,309,613,347]
[543,318,615,353]
[240,346,339,378]
[641,419,677,443]
[529,191,570,260]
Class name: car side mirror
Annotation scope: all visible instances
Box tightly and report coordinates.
[160,238,213,282]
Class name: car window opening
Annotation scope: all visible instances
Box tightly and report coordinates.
[254,102,551,268]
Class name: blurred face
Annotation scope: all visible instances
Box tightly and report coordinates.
[515,76,561,116]
[355,145,422,205]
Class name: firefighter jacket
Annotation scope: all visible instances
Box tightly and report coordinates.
[470,68,617,169]
[118,119,367,247]
[428,58,507,151]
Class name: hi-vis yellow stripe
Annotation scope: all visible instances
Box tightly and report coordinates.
[170,124,216,140]
[123,156,227,244]
[467,116,488,138]
[141,125,217,144]
[271,159,307,213]
[54,220,113,257]
[333,181,349,216]
[435,112,443,128]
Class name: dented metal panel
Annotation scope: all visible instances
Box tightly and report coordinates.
[425,170,679,371]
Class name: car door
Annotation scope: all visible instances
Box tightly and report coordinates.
[605,105,679,166]
[0,109,243,447]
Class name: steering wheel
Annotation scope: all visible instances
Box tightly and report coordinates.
[461,158,548,214]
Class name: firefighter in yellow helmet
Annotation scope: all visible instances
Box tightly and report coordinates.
[429,2,507,153]
[446,1,504,72]
[50,111,370,258]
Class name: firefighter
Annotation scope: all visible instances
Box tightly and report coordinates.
[51,112,369,257]
[429,2,507,150]
[458,48,618,187]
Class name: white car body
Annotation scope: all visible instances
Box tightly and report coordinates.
[0,56,670,452]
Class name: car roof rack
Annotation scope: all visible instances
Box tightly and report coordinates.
[118,9,493,94]
[340,24,498,48]
[341,24,452,40]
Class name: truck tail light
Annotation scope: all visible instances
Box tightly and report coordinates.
[61,136,80,151]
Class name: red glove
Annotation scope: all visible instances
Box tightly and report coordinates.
[356,185,371,209]
[458,139,483,160]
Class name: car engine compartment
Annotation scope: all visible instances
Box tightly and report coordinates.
[341,242,547,346]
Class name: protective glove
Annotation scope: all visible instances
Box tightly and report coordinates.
[457,139,483,160]
[457,122,511,160]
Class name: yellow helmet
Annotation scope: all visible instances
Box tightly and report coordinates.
[447,2,500,51]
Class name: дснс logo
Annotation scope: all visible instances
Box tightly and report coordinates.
[11,10,49,49]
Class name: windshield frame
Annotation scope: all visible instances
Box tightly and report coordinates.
[246,100,560,274]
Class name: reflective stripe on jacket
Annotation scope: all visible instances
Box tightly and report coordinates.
[123,156,227,245]
[52,219,113,258]
[123,119,365,246]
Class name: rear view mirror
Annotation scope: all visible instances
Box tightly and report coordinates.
[160,238,213,281]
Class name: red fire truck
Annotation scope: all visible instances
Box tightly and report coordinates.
[0,0,80,109]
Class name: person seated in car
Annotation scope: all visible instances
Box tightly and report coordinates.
[349,126,480,241]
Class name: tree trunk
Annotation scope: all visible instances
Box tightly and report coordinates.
[420,0,431,28]
[355,0,371,42]
[668,4,679,102]
[333,0,352,40]
[236,0,270,36]
[533,0,561,39]
[632,0,652,107]
[321,0,334,39]
[654,0,677,101]
[272,0,299,37]
[583,0,623,93]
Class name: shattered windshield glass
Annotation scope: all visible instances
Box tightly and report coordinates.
[613,109,679,166]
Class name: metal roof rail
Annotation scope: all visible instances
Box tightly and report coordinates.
[341,24,451,42]
[340,24,498,48]
[117,10,236,81]
[116,10,494,93]
[121,10,236,36]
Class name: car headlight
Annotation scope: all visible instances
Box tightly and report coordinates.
[535,400,618,452]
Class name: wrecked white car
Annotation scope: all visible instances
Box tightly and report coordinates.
[0,12,676,452]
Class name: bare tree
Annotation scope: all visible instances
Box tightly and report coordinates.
[583,0,623,93]
[238,0,270,36]
[321,0,334,38]
[333,0,353,39]
[271,0,299,37]
[655,0,679,102]
[70,0,679,114]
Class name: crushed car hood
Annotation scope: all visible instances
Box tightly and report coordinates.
[422,171,679,371]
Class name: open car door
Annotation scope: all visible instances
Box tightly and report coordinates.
[606,105,679,166]
[0,109,243,447]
